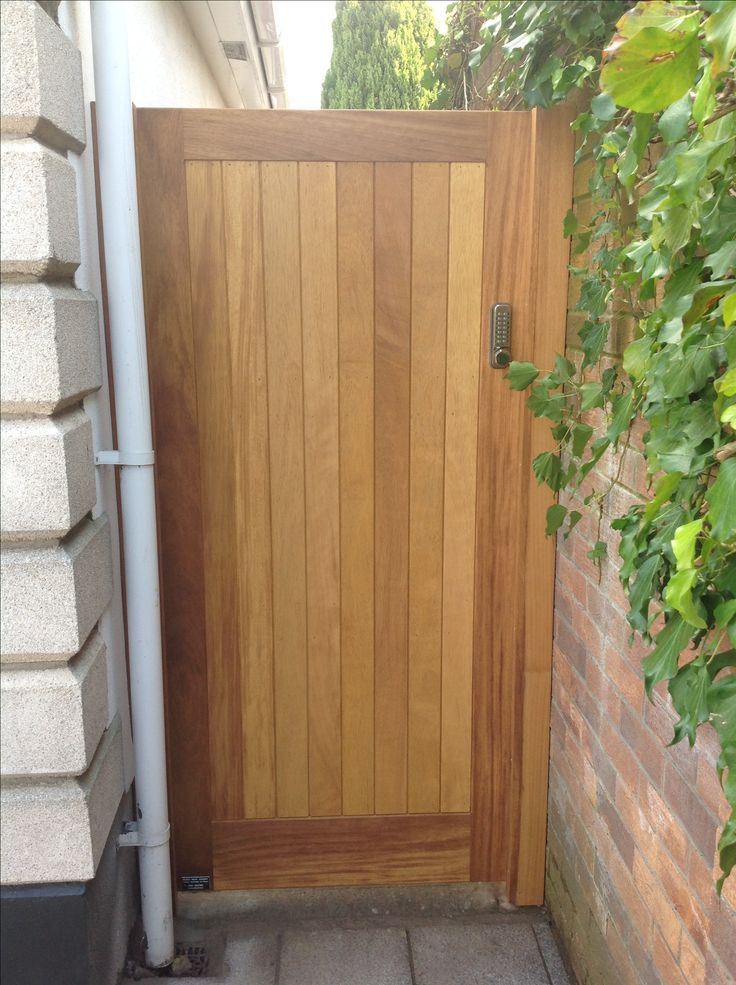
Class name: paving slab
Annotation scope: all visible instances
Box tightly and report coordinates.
[533,922,572,985]
[410,922,551,985]
[278,927,413,985]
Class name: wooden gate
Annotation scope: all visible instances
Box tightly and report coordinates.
[135,108,573,905]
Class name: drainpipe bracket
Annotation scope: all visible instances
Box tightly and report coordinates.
[118,821,171,849]
[96,450,155,466]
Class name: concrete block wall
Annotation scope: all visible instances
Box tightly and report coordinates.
[0,0,128,945]
[546,134,736,985]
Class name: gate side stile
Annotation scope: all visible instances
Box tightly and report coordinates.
[471,111,538,885]
[135,109,213,887]
[511,103,576,905]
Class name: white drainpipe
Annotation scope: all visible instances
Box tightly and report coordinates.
[90,1,174,969]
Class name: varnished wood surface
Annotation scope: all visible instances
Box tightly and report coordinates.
[471,112,537,883]
[513,104,575,904]
[174,109,489,161]
[135,109,213,881]
[136,108,573,900]
[213,814,471,889]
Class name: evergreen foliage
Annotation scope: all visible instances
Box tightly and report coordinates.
[322,0,436,109]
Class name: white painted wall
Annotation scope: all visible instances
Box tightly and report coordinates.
[58,0,229,787]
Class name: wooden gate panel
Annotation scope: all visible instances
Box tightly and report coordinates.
[136,108,574,901]
[407,163,448,816]
[336,162,375,818]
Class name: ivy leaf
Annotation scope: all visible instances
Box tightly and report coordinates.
[587,541,607,562]
[628,554,662,632]
[507,361,539,390]
[601,23,700,113]
[619,113,654,187]
[563,208,577,238]
[725,293,736,329]
[545,503,567,537]
[645,471,683,522]
[623,335,652,380]
[642,615,693,696]
[672,518,704,571]
[704,1,736,76]
[579,321,610,368]
[704,241,736,278]
[533,451,564,491]
[605,390,636,445]
[590,91,617,120]
[658,92,692,143]
[670,660,711,746]
[706,458,736,542]
[579,381,604,410]
[665,569,707,629]
[571,423,594,458]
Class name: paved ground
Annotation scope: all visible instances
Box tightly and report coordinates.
[173,915,572,984]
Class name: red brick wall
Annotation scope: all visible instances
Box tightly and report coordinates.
[545,150,736,985]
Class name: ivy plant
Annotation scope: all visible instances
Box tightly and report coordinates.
[428,0,736,888]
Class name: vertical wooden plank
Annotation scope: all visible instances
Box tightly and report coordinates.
[441,163,485,814]
[185,161,243,820]
[374,163,411,815]
[261,161,309,818]
[513,105,574,904]
[135,110,213,880]
[407,164,449,815]
[222,162,277,820]
[337,163,375,816]
[299,163,342,817]
[471,114,537,880]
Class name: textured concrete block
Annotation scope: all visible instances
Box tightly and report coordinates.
[0,139,80,278]
[279,929,412,985]
[0,0,85,152]
[410,924,552,985]
[0,283,101,414]
[0,633,108,777]
[0,718,124,884]
[1,516,113,663]
[1,409,96,542]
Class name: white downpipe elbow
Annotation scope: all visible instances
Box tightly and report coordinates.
[89,1,174,969]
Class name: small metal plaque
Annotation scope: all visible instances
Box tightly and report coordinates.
[181,875,211,892]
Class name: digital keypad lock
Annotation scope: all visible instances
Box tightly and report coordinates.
[490,302,512,368]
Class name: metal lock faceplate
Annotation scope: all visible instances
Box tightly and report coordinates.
[490,302,512,368]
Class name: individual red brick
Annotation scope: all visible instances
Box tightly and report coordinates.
[696,756,730,822]
[663,763,718,864]
[652,930,688,985]
[616,778,653,845]
[640,779,689,873]
[600,720,639,793]
[632,849,681,955]
[603,640,645,713]
[704,947,736,985]
[646,698,698,784]
[679,930,707,985]
[619,702,665,790]
[655,840,709,952]
[688,845,720,915]
[598,785,635,870]
[708,900,736,976]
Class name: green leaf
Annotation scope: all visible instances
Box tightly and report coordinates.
[545,503,567,537]
[706,458,736,542]
[645,472,683,522]
[579,381,604,411]
[658,92,691,143]
[672,518,703,571]
[533,451,565,491]
[507,361,539,390]
[704,2,736,76]
[725,293,736,329]
[563,208,577,238]
[571,423,594,458]
[693,67,716,127]
[665,568,707,628]
[579,321,610,368]
[605,390,636,445]
[623,335,652,380]
[642,615,693,696]
[587,541,607,561]
[628,554,662,631]
[619,113,654,187]
[591,91,618,120]
[601,24,700,114]
[705,241,736,279]
[670,660,711,745]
